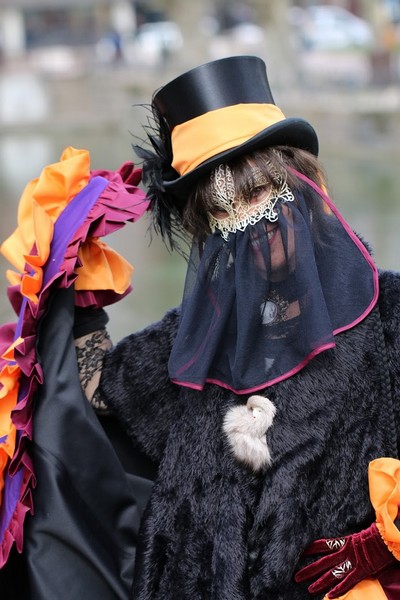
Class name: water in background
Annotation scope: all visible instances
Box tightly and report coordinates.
[1,91,399,342]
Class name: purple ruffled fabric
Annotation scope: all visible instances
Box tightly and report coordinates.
[0,160,148,567]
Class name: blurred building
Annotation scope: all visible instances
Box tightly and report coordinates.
[0,0,136,60]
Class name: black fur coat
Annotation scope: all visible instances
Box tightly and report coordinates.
[99,270,400,600]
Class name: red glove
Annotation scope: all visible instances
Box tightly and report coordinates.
[294,522,397,598]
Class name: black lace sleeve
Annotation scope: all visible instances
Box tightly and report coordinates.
[75,327,113,414]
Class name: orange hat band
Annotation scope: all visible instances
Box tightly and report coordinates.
[171,103,286,176]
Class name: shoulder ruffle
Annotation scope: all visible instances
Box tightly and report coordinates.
[369,457,400,560]
[327,457,400,600]
[0,147,149,567]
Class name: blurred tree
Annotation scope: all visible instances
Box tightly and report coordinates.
[141,0,300,84]
[251,0,298,87]
[359,0,398,84]
[168,0,210,65]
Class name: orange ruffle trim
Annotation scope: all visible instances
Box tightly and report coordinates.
[323,457,400,600]
[323,577,388,600]
[1,146,134,303]
[369,457,400,560]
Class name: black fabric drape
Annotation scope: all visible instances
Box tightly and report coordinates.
[18,286,142,599]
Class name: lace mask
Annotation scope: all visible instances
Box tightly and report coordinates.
[207,163,294,241]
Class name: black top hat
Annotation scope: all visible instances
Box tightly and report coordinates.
[149,55,318,200]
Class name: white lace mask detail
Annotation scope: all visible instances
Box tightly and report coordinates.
[207,164,294,241]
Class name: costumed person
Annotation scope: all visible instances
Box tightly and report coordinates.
[1,55,400,599]
[74,56,400,599]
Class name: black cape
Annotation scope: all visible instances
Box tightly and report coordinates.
[1,286,156,599]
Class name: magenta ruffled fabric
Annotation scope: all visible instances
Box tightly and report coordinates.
[0,150,148,567]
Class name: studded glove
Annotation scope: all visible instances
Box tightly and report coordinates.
[294,521,397,598]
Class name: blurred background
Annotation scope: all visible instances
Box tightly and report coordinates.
[0,0,399,339]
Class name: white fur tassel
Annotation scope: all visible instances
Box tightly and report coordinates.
[223,395,276,472]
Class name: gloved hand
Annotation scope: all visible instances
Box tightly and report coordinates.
[294,521,397,598]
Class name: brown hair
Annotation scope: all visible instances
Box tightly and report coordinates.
[182,146,328,242]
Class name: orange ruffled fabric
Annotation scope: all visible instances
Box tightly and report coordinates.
[1,147,136,304]
[323,578,388,600]
[0,146,148,567]
[76,238,133,295]
[1,147,89,302]
[323,457,400,600]
[369,457,400,560]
